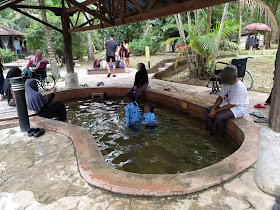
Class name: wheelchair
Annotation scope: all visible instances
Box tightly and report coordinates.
[34,70,56,91]
[207,57,254,94]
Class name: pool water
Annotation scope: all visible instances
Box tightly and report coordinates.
[66,99,238,174]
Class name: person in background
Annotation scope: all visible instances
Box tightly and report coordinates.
[119,43,124,61]
[245,34,250,50]
[123,39,130,68]
[3,67,22,106]
[104,33,118,77]
[25,79,67,121]
[127,63,149,102]
[142,102,157,128]
[0,53,5,100]
[204,65,249,135]
[27,50,47,77]
[254,36,259,49]
[125,93,141,127]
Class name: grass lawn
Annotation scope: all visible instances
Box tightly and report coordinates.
[165,55,276,93]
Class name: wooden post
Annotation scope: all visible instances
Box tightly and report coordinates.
[61,3,74,74]
[268,28,280,132]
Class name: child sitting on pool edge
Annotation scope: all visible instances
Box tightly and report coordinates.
[142,102,157,129]
[125,93,141,128]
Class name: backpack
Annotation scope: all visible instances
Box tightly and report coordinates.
[93,59,100,69]
[119,60,125,68]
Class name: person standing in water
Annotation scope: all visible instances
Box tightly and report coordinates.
[104,34,118,77]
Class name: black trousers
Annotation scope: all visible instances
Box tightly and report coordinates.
[38,102,67,121]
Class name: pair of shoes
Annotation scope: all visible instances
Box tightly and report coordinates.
[249,112,268,123]
[107,73,111,77]
[163,88,171,92]
[27,128,45,137]
[97,82,104,86]
[254,104,266,108]
[79,84,89,87]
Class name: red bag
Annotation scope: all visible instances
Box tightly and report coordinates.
[93,59,100,69]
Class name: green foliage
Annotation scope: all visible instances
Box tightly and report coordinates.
[0,48,14,63]
[129,35,160,56]
[25,13,87,59]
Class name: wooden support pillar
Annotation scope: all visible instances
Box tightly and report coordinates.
[61,5,74,74]
[268,28,280,132]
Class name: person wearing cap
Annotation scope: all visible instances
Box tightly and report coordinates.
[104,33,118,77]
[204,65,249,135]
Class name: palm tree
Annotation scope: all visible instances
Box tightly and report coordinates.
[39,0,59,79]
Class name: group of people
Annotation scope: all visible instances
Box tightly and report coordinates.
[245,34,260,50]
[0,46,253,136]
[0,50,67,122]
[104,34,130,78]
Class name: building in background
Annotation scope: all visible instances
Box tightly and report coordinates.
[0,25,27,59]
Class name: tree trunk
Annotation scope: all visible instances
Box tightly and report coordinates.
[187,11,192,31]
[268,27,280,132]
[206,7,212,34]
[87,32,95,61]
[39,0,59,79]
[195,9,201,36]
[214,3,229,62]
[174,14,196,77]
[272,0,276,15]
[265,31,271,49]
[237,0,242,45]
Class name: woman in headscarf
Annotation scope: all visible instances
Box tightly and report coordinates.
[127,63,149,102]
[25,79,67,121]
[0,53,5,101]
[3,67,22,106]
[27,50,47,77]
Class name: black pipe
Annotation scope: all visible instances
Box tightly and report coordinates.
[10,77,30,132]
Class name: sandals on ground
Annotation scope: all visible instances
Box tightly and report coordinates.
[254,118,268,123]
[27,128,45,137]
[249,112,265,118]
[254,104,266,108]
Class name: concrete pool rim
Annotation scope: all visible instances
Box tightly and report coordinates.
[2,87,259,196]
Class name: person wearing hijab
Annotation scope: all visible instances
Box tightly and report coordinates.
[127,63,149,102]
[25,79,67,121]
[3,67,22,106]
[27,50,47,77]
[0,53,5,101]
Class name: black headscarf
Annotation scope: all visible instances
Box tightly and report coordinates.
[134,63,148,87]
[3,67,22,103]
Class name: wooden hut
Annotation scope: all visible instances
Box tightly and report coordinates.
[0,24,26,59]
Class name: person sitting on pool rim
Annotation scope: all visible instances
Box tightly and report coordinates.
[204,65,249,135]
[142,102,157,129]
[127,63,149,102]
[125,93,141,128]
[25,79,67,121]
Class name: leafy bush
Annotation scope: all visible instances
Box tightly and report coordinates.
[0,48,14,63]
[129,35,161,55]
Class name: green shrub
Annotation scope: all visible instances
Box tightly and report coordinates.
[0,48,14,63]
[129,35,160,56]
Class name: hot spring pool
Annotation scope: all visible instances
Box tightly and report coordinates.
[66,99,237,174]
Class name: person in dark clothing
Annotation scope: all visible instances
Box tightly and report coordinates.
[25,79,67,121]
[128,63,149,102]
[3,67,22,106]
[0,53,5,100]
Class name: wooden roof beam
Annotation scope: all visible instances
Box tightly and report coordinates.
[66,0,113,25]
[0,0,24,11]
[66,0,98,13]
[11,7,63,33]
[129,0,144,13]
[145,0,157,12]
[69,0,234,33]
[15,5,62,16]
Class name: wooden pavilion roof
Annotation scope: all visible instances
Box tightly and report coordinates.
[0,24,26,36]
[0,0,234,33]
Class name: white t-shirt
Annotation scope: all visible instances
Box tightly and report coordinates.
[219,80,249,118]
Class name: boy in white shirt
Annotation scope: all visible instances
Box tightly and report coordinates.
[204,65,249,135]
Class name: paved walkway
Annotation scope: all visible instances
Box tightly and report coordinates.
[0,126,275,209]
[0,66,275,209]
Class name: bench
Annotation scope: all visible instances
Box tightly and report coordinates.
[87,67,126,75]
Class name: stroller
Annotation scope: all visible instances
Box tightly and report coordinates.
[207,57,254,94]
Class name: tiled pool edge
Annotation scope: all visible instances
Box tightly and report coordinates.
[2,87,259,196]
